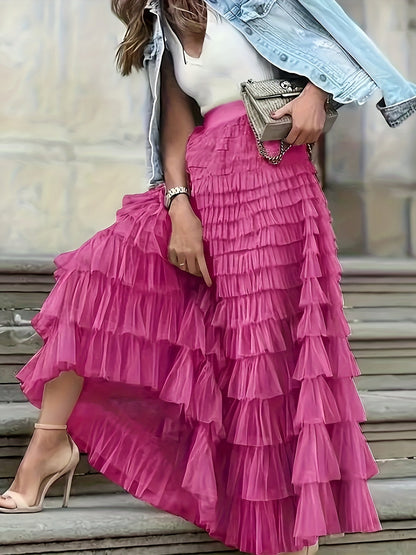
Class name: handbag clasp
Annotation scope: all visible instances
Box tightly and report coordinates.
[280,80,293,92]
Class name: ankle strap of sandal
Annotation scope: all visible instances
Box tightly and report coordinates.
[34,423,67,430]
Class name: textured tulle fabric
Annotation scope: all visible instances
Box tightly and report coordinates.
[17,100,382,555]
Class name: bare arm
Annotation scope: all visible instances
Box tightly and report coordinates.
[160,52,212,287]
[160,51,195,192]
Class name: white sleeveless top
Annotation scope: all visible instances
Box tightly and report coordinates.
[163,8,276,116]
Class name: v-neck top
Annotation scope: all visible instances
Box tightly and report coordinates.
[162,7,276,116]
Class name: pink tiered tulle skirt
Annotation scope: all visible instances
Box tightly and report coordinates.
[17,100,382,554]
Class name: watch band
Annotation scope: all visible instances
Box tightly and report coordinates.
[164,185,190,210]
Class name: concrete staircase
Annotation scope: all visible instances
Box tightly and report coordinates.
[0,256,416,554]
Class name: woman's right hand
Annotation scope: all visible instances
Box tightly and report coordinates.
[167,194,213,287]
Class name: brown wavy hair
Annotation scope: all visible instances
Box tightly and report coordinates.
[111,0,206,75]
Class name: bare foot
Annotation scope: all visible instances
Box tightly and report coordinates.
[0,428,74,509]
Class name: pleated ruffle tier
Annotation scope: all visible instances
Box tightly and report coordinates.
[17,101,382,555]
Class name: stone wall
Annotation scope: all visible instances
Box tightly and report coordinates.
[0,0,415,257]
[328,0,416,256]
[0,0,147,256]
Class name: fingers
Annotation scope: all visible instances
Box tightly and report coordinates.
[168,249,188,273]
[168,246,212,287]
[285,125,322,146]
[177,258,188,272]
[186,256,200,276]
[270,101,293,120]
[167,247,179,267]
[284,123,302,145]
[197,253,213,287]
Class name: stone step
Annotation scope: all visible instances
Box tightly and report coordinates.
[340,257,416,310]
[1,259,416,326]
[354,354,416,374]
[319,518,416,555]
[0,257,52,311]
[343,291,416,308]
[355,374,416,391]
[1,319,415,383]
[353,351,416,388]
[3,355,416,396]
[1,256,416,311]
[0,485,415,555]
[344,306,416,322]
[2,320,415,356]
[0,384,27,403]
[8,323,416,371]
[369,478,416,520]
[0,326,42,356]
[0,397,415,497]
[349,321,416,342]
[1,392,415,436]
[2,371,415,401]
[358,391,416,423]
[373,458,416,480]
[340,257,416,277]
[0,493,231,555]
[0,257,55,275]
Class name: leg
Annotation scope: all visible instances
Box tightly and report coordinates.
[0,370,84,509]
[39,369,84,425]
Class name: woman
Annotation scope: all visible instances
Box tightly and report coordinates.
[1,1,415,553]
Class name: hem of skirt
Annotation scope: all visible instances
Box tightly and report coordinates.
[69,428,382,555]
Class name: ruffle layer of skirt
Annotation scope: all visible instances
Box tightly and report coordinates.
[17,111,381,555]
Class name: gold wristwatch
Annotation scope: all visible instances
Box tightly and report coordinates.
[164,185,191,210]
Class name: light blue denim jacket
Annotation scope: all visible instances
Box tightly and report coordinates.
[143,0,416,187]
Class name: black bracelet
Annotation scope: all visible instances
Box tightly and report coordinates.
[167,192,190,211]
[164,185,190,210]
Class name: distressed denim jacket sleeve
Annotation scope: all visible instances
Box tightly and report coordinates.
[296,0,416,127]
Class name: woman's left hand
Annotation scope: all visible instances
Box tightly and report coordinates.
[270,82,328,146]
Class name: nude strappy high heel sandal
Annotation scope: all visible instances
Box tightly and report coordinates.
[0,423,79,513]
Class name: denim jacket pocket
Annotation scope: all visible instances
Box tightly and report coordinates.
[240,0,276,22]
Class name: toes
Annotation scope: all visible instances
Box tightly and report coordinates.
[0,496,17,509]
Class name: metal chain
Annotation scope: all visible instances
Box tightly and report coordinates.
[248,115,315,165]
[256,135,292,164]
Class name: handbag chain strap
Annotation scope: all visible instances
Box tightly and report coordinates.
[248,114,314,165]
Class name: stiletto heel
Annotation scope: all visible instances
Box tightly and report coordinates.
[62,465,76,508]
[0,423,79,514]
